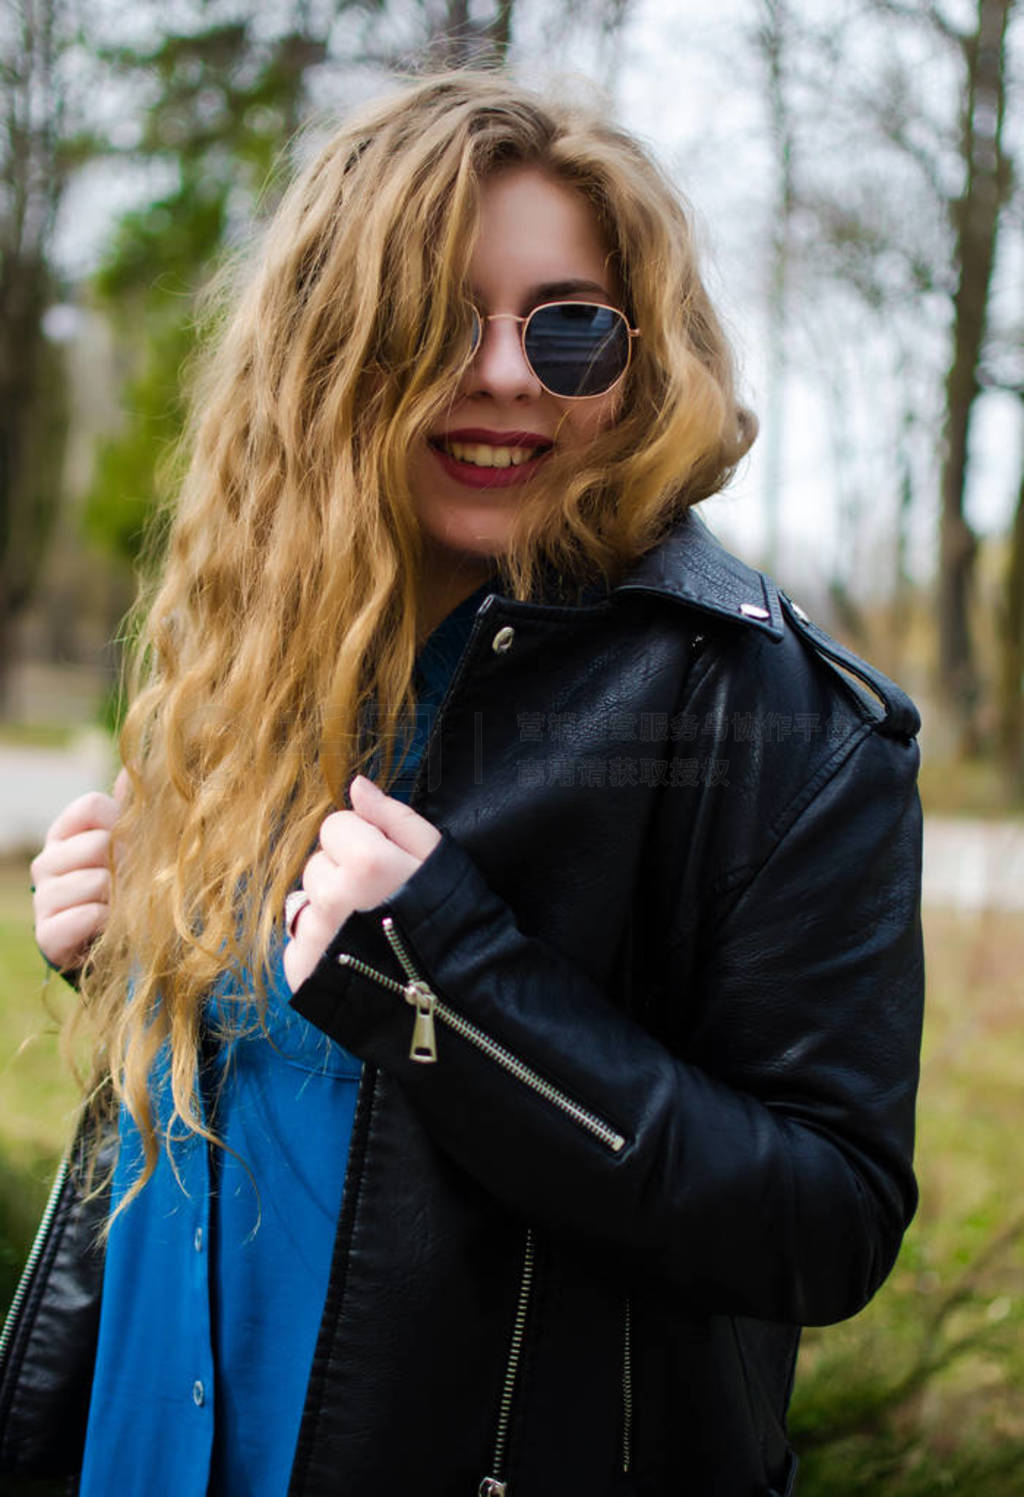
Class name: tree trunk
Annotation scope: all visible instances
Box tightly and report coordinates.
[0,0,69,719]
[442,0,473,64]
[757,0,797,577]
[889,400,916,669]
[998,415,1024,793]
[490,0,515,54]
[936,0,1013,750]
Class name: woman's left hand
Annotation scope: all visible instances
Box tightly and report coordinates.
[283,775,442,993]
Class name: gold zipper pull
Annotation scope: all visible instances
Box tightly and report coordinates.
[405,980,438,1063]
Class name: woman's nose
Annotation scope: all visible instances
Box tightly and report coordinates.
[465,314,543,400]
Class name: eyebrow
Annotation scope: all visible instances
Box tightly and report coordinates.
[529,279,611,301]
[470,278,613,307]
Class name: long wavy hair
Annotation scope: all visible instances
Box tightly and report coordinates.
[71,70,756,1205]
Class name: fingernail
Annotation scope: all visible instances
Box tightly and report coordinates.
[351,774,383,796]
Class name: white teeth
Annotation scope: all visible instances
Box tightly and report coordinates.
[444,441,545,468]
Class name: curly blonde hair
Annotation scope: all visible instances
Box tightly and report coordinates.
[71,70,755,1205]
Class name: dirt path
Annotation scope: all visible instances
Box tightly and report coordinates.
[922,817,1024,912]
[0,734,116,858]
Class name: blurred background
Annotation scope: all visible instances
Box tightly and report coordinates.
[1,0,1022,1491]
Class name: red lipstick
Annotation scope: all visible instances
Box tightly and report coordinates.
[428,428,554,489]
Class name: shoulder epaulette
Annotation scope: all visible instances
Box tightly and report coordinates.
[779,593,921,740]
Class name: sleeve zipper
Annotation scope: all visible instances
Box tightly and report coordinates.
[337,916,626,1155]
[0,1155,69,1367]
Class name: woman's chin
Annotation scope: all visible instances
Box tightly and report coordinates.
[415,517,503,575]
[415,492,519,567]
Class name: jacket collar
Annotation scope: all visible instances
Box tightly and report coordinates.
[497,508,784,641]
[611,509,785,641]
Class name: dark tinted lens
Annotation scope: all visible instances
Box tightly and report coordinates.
[468,305,483,356]
[524,303,630,396]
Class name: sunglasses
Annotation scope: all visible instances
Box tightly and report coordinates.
[467,300,640,399]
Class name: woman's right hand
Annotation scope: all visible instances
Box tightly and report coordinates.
[31,770,128,973]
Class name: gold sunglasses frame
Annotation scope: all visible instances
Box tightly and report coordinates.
[467,301,641,400]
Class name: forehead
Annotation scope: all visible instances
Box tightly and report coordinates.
[469,165,613,299]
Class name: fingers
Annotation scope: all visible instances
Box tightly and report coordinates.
[290,905,337,959]
[34,866,111,969]
[300,848,346,914]
[295,854,343,951]
[36,903,110,974]
[347,775,443,861]
[34,865,111,922]
[31,827,112,885]
[300,825,386,938]
[44,790,120,845]
[283,788,442,994]
[32,785,124,974]
[317,809,392,876]
[283,934,316,994]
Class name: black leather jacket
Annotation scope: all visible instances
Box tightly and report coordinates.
[0,513,924,1497]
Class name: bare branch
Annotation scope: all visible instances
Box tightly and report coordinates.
[866,0,967,47]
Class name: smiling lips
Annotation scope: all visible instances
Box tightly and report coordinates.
[429,428,553,488]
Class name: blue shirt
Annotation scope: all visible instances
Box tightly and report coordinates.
[79,579,492,1496]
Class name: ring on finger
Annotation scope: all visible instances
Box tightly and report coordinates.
[284,890,311,938]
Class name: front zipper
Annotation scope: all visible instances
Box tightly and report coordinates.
[622,1295,633,1474]
[478,1226,536,1497]
[337,917,626,1154]
[0,1155,69,1367]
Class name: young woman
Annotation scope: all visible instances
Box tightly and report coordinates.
[2,72,924,1497]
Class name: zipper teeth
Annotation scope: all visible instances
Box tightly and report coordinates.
[433,999,626,1153]
[340,929,630,1483]
[382,917,419,981]
[336,953,409,996]
[622,1295,633,1473]
[0,1156,69,1365]
[348,922,626,1154]
[489,1227,535,1484]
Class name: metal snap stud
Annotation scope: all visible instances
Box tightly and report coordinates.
[739,603,770,620]
[193,1379,205,1407]
[491,626,515,654]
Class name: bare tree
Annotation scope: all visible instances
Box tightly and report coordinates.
[753,0,799,578]
[755,0,1019,747]
[998,390,1024,789]
[423,0,515,64]
[0,0,76,711]
[351,0,629,72]
[937,0,1015,749]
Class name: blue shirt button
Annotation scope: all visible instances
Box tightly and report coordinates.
[193,1380,205,1407]
[194,1227,203,1252]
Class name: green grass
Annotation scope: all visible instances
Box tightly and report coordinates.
[2,870,1022,1492]
[0,858,80,1306]
[0,722,80,749]
[791,908,1024,1493]
[0,860,79,1150]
